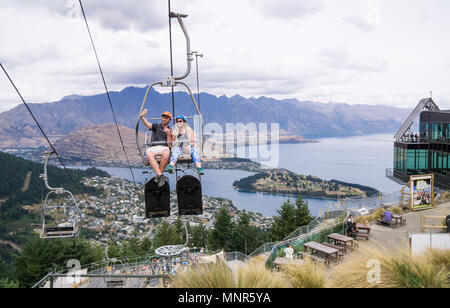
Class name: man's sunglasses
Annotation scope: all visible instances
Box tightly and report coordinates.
[161,115,170,119]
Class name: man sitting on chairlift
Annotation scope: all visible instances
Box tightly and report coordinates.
[139,109,172,187]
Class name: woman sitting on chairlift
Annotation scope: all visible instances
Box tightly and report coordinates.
[167,115,204,175]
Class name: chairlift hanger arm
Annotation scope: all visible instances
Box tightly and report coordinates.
[169,12,193,81]
[41,151,63,191]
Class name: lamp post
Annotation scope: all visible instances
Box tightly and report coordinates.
[192,51,203,110]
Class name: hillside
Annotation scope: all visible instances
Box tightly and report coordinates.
[0,151,109,245]
[52,123,143,166]
[0,87,409,148]
[233,169,379,198]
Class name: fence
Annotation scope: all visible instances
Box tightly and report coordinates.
[34,189,409,287]
[32,253,196,288]
[223,190,404,267]
[264,211,347,269]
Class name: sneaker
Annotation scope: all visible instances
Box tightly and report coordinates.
[196,167,204,175]
[157,175,167,187]
[167,165,174,174]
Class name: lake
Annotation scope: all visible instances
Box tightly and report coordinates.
[70,133,401,218]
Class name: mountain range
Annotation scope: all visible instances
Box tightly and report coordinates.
[0,86,410,148]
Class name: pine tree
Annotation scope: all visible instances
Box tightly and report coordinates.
[190,223,209,249]
[0,260,17,288]
[229,211,261,254]
[208,206,234,252]
[174,216,187,245]
[294,196,313,227]
[14,237,104,288]
[152,221,181,249]
[271,199,297,241]
[271,197,313,241]
[140,237,153,254]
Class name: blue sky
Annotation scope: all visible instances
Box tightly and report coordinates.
[1,0,450,113]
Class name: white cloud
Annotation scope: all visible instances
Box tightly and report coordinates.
[1,0,450,113]
[318,48,388,73]
[251,0,323,20]
[1,0,169,32]
[342,0,381,33]
[343,16,374,33]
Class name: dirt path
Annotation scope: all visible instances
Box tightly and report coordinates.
[0,239,21,252]
[21,171,32,192]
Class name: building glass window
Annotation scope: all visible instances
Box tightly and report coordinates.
[417,149,428,172]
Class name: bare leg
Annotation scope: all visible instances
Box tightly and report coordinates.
[147,151,162,176]
[159,149,170,174]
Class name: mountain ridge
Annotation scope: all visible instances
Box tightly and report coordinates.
[0,86,409,148]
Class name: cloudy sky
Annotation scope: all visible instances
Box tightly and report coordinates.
[1,0,450,113]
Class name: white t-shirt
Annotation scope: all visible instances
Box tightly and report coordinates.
[284,247,294,259]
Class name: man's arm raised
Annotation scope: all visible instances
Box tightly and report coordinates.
[140,109,152,130]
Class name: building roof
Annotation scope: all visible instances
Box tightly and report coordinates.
[394,98,439,140]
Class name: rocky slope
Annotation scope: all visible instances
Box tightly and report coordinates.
[51,124,143,165]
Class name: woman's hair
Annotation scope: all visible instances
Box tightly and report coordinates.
[172,122,192,138]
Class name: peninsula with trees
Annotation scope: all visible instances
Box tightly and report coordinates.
[233,168,378,199]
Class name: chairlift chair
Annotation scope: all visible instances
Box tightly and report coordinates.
[40,151,82,239]
[136,11,204,218]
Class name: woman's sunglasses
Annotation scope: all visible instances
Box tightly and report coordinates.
[176,120,184,123]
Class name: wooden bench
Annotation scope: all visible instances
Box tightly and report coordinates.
[379,214,407,228]
[356,233,369,240]
[304,242,339,265]
[377,219,394,227]
[357,224,371,234]
[303,253,327,264]
[322,242,346,253]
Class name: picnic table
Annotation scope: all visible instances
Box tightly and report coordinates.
[327,233,356,252]
[356,224,371,234]
[380,213,406,227]
[356,224,371,240]
[303,241,338,265]
[392,214,406,226]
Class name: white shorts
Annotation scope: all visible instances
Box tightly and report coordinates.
[146,146,169,156]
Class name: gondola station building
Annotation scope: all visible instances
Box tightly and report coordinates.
[387,98,450,191]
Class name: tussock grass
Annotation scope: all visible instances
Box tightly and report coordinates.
[171,242,449,289]
[355,215,368,224]
[171,256,290,288]
[236,256,291,288]
[354,206,403,225]
[331,242,450,288]
[427,249,450,269]
[284,257,326,288]
[170,261,234,288]
[436,190,450,203]
[371,208,385,221]
[391,206,402,215]
[355,206,404,225]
